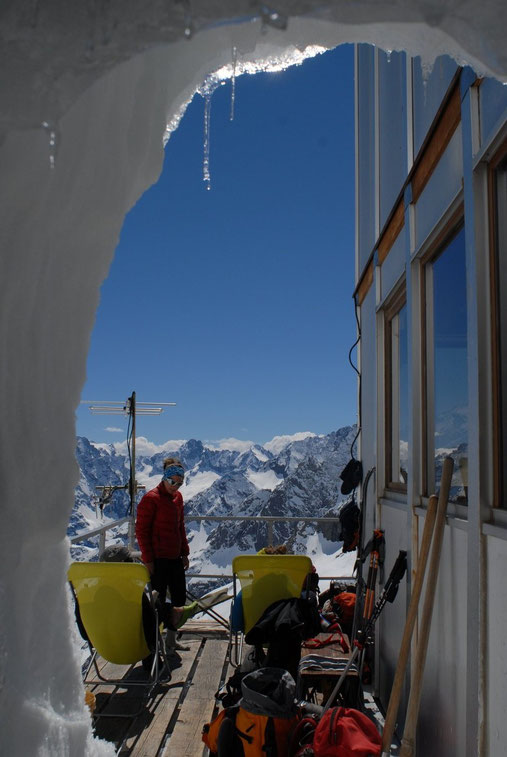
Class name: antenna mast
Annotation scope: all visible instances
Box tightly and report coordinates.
[82,391,176,548]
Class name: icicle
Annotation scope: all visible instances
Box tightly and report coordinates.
[41,121,59,170]
[386,49,392,63]
[230,46,238,122]
[176,0,194,39]
[203,93,212,190]
[420,59,434,106]
[259,4,288,34]
[198,73,223,190]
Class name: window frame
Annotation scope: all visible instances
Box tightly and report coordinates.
[384,284,408,492]
[488,138,507,509]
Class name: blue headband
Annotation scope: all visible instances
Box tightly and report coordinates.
[163,465,185,480]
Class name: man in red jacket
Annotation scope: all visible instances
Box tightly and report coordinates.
[136,456,192,630]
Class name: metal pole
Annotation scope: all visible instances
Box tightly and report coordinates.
[128,391,136,549]
[267,520,273,547]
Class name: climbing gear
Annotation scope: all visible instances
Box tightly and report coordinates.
[361,530,385,622]
[322,550,408,713]
[351,466,375,641]
[303,632,349,654]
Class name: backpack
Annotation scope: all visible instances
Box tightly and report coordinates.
[312,707,381,756]
[203,705,299,756]
[203,667,299,756]
[216,646,266,708]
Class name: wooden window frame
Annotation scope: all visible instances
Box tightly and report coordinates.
[488,138,507,508]
[384,285,408,492]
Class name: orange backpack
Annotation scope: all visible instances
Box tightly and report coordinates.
[203,705,299,756]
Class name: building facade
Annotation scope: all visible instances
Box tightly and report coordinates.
[355,46,507,756]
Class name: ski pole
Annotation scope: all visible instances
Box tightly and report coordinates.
[322,550,407,713]
[363,530,384,621]
[399,457,454,757]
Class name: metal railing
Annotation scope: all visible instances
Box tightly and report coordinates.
[70,514,350,581]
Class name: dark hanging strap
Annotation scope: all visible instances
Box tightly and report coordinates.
[217,707,246,757]
[262,717,278,756]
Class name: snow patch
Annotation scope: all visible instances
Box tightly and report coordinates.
[246,468,283,491]
[252,447,270,463]
[183,470,221,501]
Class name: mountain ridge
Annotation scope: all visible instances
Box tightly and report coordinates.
[70,426,358,576]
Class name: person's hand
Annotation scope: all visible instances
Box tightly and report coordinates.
[181,555,189,570]
[145,561,154,575]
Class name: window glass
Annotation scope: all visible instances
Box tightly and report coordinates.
[386,299,408,489]
[357,44,376,269]
[412,55,458,158]
[479,79,507,150]
[427,227,468,503]
[379,50,407,229]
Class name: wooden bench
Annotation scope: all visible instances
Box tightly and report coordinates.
[298,632,361,708]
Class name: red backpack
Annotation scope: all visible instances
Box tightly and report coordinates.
[312,707,381,757]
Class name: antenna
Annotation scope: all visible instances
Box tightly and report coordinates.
[80,391,176,548]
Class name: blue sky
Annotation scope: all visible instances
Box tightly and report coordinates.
[76,44,357,446]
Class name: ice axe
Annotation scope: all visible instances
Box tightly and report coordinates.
[394,456,454,757]
[380,492,438,755]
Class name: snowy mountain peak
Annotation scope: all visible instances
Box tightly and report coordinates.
[263,431,319,454]
[71,426,359,579]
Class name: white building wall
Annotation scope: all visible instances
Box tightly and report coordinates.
[355,43,507,757]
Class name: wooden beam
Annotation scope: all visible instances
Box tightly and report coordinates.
[357,261,374,305]
[378,199,405,265]
[411,83,461,204]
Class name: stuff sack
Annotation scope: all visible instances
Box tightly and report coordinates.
[312,707,381,757]
[338,501,361,553]
[203,667,299,756]
[333,592,356,635]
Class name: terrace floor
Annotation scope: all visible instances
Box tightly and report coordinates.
[87,618,229,756]
[85,617,399,756]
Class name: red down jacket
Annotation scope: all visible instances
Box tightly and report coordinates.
[135,482,189,563]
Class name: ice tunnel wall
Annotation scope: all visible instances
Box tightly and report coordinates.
[0,3,506,754]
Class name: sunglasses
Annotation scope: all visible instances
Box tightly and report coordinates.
[166,477,183,488]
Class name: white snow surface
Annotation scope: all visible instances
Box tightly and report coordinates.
[246,468,284,491]
[1,2,506,754]
[182,470,222,500]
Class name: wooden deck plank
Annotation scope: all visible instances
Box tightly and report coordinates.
[124,638,203,757]
[161,639,229,757]
[180,617,229,638]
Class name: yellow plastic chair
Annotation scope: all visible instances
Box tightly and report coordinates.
[68,561,169,716]
[230,554,313,666]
